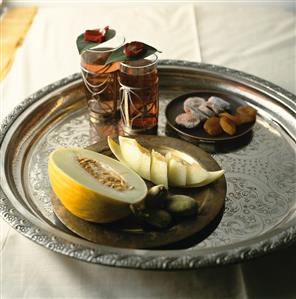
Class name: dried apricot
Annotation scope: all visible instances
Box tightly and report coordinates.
[203,117,223,136]
[219,116,236,135]
[236,106,257,118]
[219,112,241,125]
[236,113,254,125]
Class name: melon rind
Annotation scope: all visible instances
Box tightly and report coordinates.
[48,147,147,223]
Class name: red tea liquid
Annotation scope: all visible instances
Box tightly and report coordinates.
[119,59,159,133]
[81,49,120,121]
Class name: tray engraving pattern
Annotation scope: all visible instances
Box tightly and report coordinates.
[26,97,295,249]
[1,61,296,269]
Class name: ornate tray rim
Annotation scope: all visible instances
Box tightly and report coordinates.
[1,60,296,270]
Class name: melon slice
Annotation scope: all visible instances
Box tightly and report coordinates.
[150,150,168,188]
[107,136,126,165]
[107,136,224,188]
[186,162,209,185]
[118,136,142,172]
[186,169,224,188]
[165,152,187,187]
[119,136,151,180]
[48,147,147,223]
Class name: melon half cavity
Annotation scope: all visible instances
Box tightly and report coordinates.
[48,148,147,223]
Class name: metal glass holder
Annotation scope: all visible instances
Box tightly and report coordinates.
[119,82,158,134]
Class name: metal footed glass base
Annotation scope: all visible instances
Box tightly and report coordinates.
[123,124,158,135]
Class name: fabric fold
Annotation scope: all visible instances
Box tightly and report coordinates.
[0,7,37,80]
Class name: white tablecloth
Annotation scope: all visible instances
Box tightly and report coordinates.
[1,3,296,299]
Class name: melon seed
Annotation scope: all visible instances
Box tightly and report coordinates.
[77,157,132,191]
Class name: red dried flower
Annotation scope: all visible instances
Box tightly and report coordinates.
[123,42,145,57]
[84,26,109,43]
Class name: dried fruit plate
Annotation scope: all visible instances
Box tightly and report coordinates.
[165,90,256,143]
[0,60,295,270]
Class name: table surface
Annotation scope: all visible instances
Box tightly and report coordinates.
[1,3,296,299]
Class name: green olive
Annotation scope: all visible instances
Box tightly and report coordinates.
[145,185,168,209]
[166,195,198,217]
[142,209,172,229]
[130,204,172,230]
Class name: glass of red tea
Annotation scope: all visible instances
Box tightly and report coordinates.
[80,35,125,123]
[119,54,159,134]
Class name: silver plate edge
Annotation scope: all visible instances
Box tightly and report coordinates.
[1,60,296,270]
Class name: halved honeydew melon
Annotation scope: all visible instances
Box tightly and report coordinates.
[150,150,168,188]
[185,169,224,188]
[119,136,151,180]
[165,152,187,187]
[186,162,209,185]
[48,147,147,223]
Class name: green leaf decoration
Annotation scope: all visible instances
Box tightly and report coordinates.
[76,28,116,54]
[105,43,161,65]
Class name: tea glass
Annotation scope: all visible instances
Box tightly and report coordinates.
[80,35,125,123]
[118,54,159,134]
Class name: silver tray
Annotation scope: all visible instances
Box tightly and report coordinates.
[1,60,295,270]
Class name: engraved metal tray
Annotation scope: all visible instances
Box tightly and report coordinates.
[1,60,295,270]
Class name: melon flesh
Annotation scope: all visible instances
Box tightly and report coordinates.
[165,152,187,187]
[107,136,224,188]
[118,136,151,180]
[186,170,224,188]
[119,136,142,172]
[150,150,168,188]
[48,147,147,223]
[186,162,209,185]
[107,136,127,165]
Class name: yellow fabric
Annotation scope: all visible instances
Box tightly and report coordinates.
[0,7,37,80]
